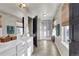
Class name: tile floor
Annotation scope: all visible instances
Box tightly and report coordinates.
[32,40,60,56]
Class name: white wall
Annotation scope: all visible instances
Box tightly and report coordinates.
[0,28,2,36]
[0,4,29,36]
[0,13,17,36]
[0,12,28,36]
[55,6,69,56]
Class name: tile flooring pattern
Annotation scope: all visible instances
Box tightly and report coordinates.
[32,40,60,56]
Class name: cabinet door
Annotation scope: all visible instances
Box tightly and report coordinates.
[17,42,26,56]
[69,3,79,56]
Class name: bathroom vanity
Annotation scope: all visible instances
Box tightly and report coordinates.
[0,36,33,56]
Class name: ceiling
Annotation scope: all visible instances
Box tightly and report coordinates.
[0,3,60,20]
[27,3,60,20]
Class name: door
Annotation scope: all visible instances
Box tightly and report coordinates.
[22,17,24,34]
[69,3,79,56]
[33,16,38,47]
[28,16,33,36]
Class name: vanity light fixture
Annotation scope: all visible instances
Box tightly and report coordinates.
[17,3,26,8]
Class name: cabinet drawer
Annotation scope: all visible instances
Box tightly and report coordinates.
[17,44,26,52]
[26,47,33,56]
[17,49,26,56]
[17,42,26,48]
[27,42,33,48]
[17,46,25,52]
[0,47,16,56]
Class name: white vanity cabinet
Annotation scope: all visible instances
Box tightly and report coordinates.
[0,47,16,56]
[26,37,33,56]
[17,41,27,56]
[0,36,33,56]
[18,36,33,56]
[0,40,21,56]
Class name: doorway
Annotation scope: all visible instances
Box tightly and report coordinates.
[28,16,38,47]
[33,16,38,47]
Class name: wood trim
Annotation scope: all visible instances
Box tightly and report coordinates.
[62,20,69,26]
[61,3,69,26]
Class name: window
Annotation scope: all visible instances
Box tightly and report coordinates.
[62,26,69,44]
[61,26,69,49]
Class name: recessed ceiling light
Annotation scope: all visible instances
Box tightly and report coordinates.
[43,14,47,16]
[43,13,48,17]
